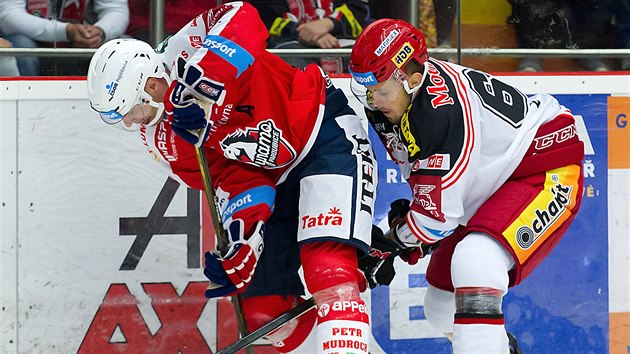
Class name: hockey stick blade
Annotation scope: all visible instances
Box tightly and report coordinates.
[216,297,317,354]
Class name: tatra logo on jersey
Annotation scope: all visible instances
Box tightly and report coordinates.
[219,120,296,168]
[301,207,344,230]
[426,63,455,108]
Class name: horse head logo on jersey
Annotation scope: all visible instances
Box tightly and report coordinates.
[219,120,296,168]
[220,129,258,163]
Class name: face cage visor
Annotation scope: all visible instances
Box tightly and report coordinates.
[350,68,408,111]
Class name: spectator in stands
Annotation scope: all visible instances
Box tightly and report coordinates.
[125,0,217,44]
[614,0,630,70]
[370,0,455,48]
[0,36,19,76]
[509,0,615,72]
[0,0,129,76]
[251,0,371,74]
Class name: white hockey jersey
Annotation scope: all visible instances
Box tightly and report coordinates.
[366,58,573,244]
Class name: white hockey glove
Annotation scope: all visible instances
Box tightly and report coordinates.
[203,219,265,298]
[387,198,439,265]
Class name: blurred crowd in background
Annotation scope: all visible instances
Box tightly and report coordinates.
[0,0,628,76]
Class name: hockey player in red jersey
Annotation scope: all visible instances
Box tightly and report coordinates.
[86,2,377,353]
[349,19,584,353]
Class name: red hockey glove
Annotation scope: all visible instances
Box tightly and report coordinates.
[165,81,211,147]
[204,220,265,298]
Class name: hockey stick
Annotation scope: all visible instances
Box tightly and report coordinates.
[215,226,441,353]
[194,146,254,354]
[217,297,317,354]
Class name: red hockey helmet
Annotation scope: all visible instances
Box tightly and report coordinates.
[349,19,428,87]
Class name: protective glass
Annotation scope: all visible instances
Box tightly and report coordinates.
[92,91,160,127]
[350,68,407,111]
[96,109,124,124]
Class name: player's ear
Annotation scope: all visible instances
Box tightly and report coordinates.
[145,77,158,93]
[407,72,423,89]
[144,77,169,102]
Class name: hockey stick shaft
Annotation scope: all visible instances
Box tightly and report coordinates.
[217,297,317,354]
[195,146,227,252]
[194,146,254,354]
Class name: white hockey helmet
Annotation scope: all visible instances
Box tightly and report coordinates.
[87,38,167,128]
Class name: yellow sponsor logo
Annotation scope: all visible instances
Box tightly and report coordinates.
[400,105,420,156]
[392,42,414,68]
[503,165,580,263]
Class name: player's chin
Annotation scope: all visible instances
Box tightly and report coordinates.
[382,111,399,123]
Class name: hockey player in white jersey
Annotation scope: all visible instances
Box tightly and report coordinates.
[349,19,584,353]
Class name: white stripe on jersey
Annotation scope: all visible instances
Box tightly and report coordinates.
[439,62,475,190]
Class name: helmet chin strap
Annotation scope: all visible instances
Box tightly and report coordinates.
[120,100,164,131]
[121,122,142,132]
[403,79,421,102]
[402,61,429,102]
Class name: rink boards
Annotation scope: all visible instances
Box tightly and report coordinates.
[0,75,629,353]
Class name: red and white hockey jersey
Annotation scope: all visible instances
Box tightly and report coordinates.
[367,58,576,244]
[140,2,328,234]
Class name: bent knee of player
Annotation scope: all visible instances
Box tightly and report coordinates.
[241,295,297,331]
[451,232,514,292]
[300,243,371,353]
[424,284,455,334]
[300,241,363,295]
[241,295,318,353]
